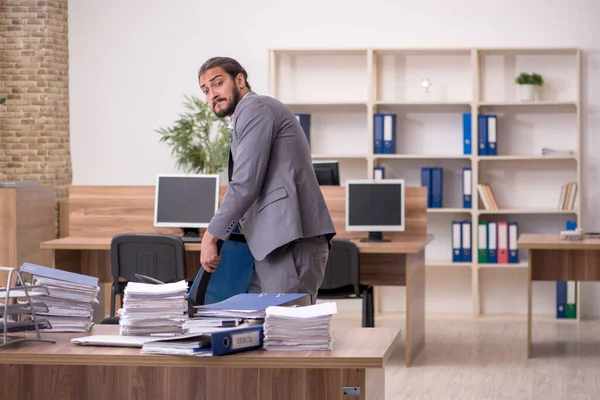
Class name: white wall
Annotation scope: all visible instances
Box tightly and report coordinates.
[68,0,600,317]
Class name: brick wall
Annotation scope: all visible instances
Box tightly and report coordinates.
[0,0,72,235]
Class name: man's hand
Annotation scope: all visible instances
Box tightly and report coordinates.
[200,230,222,272]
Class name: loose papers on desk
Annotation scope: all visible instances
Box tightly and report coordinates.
[263,302,337,351]
[193,293,312,319]
[118,280,188,335]
[19,262,100,332]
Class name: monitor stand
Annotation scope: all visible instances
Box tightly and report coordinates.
[181,227,200,239]
[359,231,390,243]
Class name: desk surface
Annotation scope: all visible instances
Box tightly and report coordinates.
[40,235,432,254]
[518,233,600,250]
[0,325,400,369]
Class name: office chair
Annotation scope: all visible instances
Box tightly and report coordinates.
[317,238,375,327]
[109,233,187,317]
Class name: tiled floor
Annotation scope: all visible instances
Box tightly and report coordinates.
[332,313,600,400]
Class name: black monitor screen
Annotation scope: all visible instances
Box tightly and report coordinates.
[348,182,403,227]
[155,175,218,227]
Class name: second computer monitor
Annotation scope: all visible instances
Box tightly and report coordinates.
[313,160,340,186]
[346,179,405,242]
[154,174,220,238]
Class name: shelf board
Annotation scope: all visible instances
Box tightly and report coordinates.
[284,101,367,107]
[478,155,577,161]
[478,262,528,269]
[478,101,577,107]
[427,208,471,214]
[478,208,577,215]
[311,154,368,160]
[374,154,471,160]
[426,260,472,268]
[375,101,471,106]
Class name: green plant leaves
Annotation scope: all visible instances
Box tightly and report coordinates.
[515,72,544,86]
[157,95,232,174]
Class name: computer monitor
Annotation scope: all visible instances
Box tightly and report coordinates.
[154,174,220,238]
[313,160,340,186]
[346,179,405,242]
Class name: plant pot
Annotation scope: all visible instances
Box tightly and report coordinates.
[519,84,537,102]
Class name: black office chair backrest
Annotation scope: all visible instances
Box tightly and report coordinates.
[319,238,360,295]
[111,234,187,285]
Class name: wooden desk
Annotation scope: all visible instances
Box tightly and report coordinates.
[41,235,430,367]
[0,324,400,400]
[518,233,600,357]
[42,184,429,366]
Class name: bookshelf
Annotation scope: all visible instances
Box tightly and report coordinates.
[268,47,582,319]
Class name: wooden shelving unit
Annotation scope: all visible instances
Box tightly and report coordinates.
[268,47,582,319]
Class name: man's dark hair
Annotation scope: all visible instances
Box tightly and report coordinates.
[198,57,251,90]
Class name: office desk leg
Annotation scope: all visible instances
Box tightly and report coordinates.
[405,249,425,367]
[527,250,533,358]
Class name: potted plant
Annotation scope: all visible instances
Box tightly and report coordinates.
[157,95,232,175]
[515,72,544,101]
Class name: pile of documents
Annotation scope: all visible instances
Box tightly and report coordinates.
[263,302,337,351]
[118,280,188,335]
[20,263,100,332]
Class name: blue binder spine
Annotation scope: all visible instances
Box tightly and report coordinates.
[210,325,264,356]
[461,220,472,262]
[487,114,497,156]
[295,114,311,145]
[374,166,385,180]
[508,221,518,263]
[462,167,472,209]
[452,221,462,262]
[382,114,396,154]
[420,167,432,208]
[431,167,443,208]
[556,281,567,318]
[478,114,488,155]
[373,114,384,154]
[463,113,472,155]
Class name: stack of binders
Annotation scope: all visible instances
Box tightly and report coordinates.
[421,167,443,208]
[462,113,498,155]
[19,263,100,332]
[476,221,519,264]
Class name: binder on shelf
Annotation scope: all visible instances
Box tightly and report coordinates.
[566,281,577,319]
[421,167,432,208]
[374,167,385,180]
[462,113,472,155]
[452,221,462,262]
[462,167,472,208]
[478,221,488,263]
[431,167,443,208]
[374,113,396,154]
[497,221,508,264]
[556,281,567,319]
[487,221,498,263]
[508,222,519,263]
[295,114,311,145]
[461,221,472,262]
[478,114,488,155]
[487,115,497,156]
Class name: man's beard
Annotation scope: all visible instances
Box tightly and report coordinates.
[214,86,240,118]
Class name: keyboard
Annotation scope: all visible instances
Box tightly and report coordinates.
[181,236,202,243]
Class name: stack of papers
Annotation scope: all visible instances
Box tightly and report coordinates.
[263,302,337,351]
[118,280,188,335]
[20,263,100,332]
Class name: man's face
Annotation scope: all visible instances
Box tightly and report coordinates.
[199,67,241,118]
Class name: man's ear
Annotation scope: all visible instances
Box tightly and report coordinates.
[235,73,245,89]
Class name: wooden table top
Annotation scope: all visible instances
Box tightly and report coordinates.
[40,235,432,254]
[0,325,400,369]
[518,233,600,250]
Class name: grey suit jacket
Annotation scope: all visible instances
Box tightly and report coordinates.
[207,92,336,261]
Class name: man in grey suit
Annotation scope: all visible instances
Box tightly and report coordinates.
[198,57,336,303]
